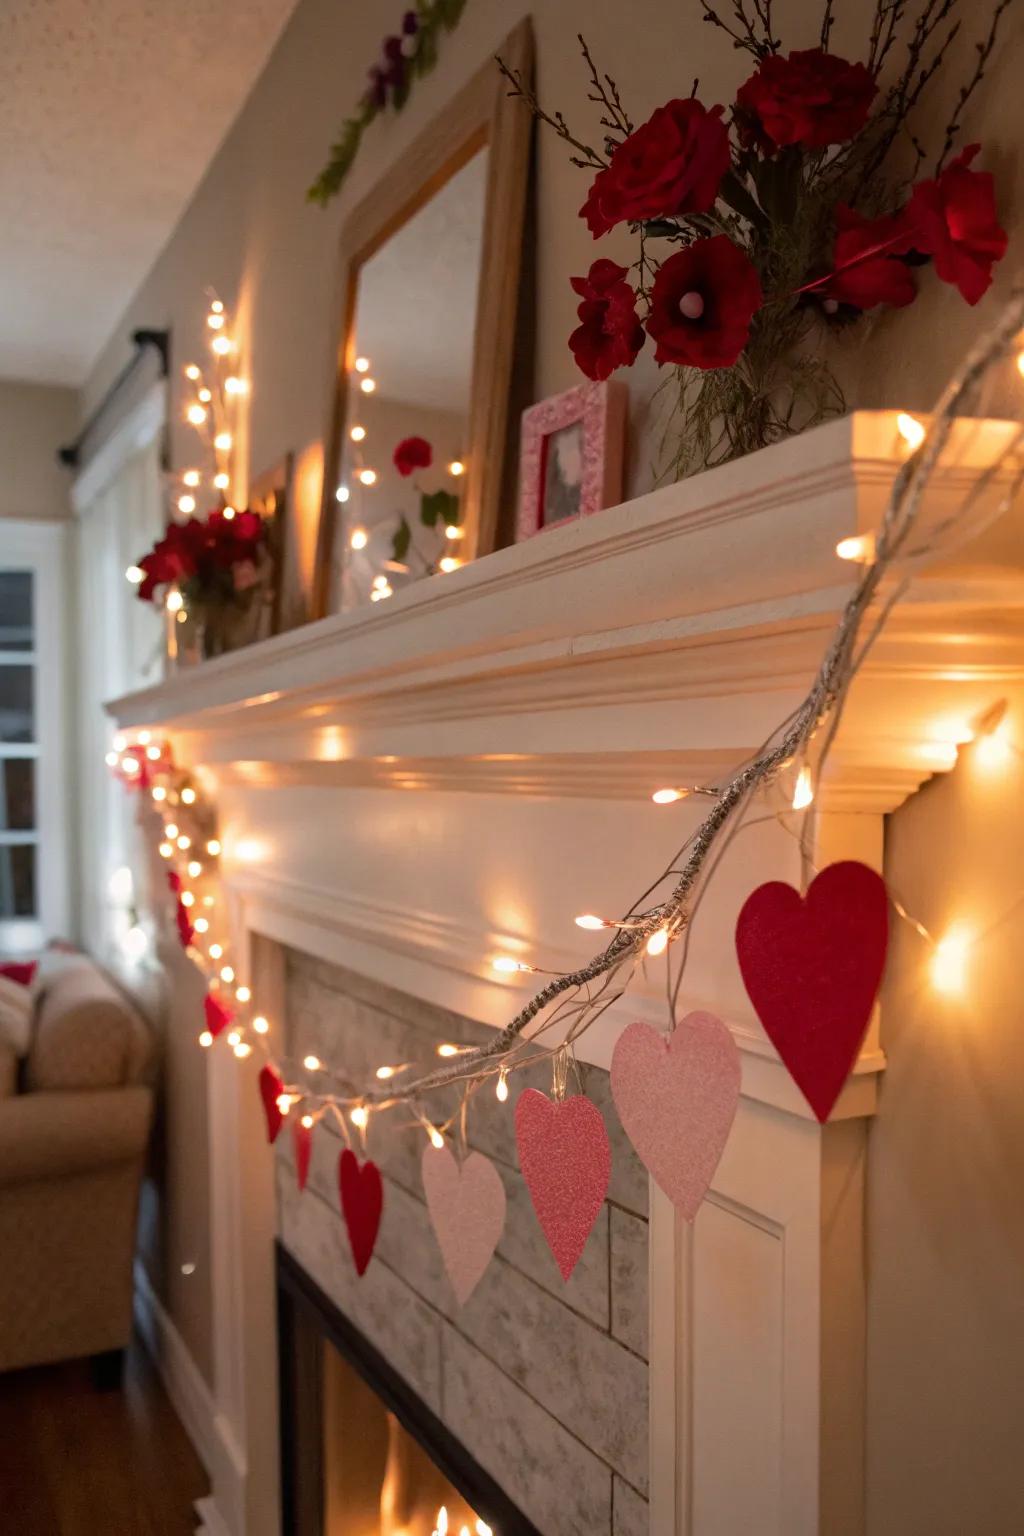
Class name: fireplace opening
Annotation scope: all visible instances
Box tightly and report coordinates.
[277,1244,541,1536]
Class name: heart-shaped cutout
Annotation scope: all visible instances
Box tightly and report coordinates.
[258,1064,285,1144]
[422,1144,506,1305]
[735,859,888,1122]
[338,1148,383,1277]
[515,1090,610,1281]
[204,991,233,1039]
[611,1013,740,1220]
[292,1116,313,1193]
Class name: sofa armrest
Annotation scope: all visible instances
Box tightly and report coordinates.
[0,1086,153,1188]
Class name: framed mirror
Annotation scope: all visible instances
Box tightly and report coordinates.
[313,19,533,618]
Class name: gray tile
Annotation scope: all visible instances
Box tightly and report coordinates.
[442,1324,613,1536]
[611,1207,649,1359]
[613,1476,650,1536]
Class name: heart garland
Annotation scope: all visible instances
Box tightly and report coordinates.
[735,859,889,1122]
[515,1090,610,1281]
[422,1143,506,1306]
[611,1013,740,1220]
[258,1064,285,1144]
[292,1116,313,1193]
[204,991,233,1039]
[338,1148,384,1276]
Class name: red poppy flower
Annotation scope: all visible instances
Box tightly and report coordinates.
[645,236,762,369]
[736,49,876,151]
[581,99,730,237]
[569,260,646,381]
[905,145,1007,306]
[816,205,917,312]
[393,436,433,477]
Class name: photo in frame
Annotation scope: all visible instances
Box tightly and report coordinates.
[517,381,626,539]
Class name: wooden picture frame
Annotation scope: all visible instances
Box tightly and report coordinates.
[311,18,534,619]
[249,452,295,635]
[516,381,626,539]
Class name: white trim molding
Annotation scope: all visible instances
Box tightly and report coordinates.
[71,379,166,513]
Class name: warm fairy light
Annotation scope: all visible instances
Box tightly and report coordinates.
[370,581,393,602]
[164,822,179,838]
[113,733,127,752]
[439,556,461,573]
[207,839,222,856]
[183,469,201,487]
[359,377,376,394]
[372,574,390,591]
[209,943,223,960]
[207,311,225,330]
[199,1030,214,1048]
[177,834,191,850]
[652,787,686,804]
[125,564,145,584]
[496,1067,509,1103]
[445,524,464,540]
[166,589,185,613]
[158,841,173,859]
[180,892,195,908]
[276,1093,293,1116]
[350,425,366,442]
[214,431,232,452]
[335,485,350,503]
[184,364,201,381]
[792,765,814,810]
[186,404,207,426]
[835,533,875,563]
[475,1523,492,1536]
[358,468,377,486]
[105,750,119,767]
[210,299,224,314]
[224,376,248,395]
[211,335,232,356]
[145,745,161,761]
[301,1113,314,1129]
[220,965,235,984]
[234,1041,252,1059]
[436,1505,449,1536]
[137,732,151,745]
[931,927,971,993]
[198,387,212,403]
[235,985,251,1004]
[492,956,529,974]
[897,411,926,451]
[122,756,140,775]
[575,913,608,931]
[152,786,167,802]
[350,527,368,551]
[354,356,370,373]
[646,927,670,957]
[214,472,230,490]
[303,1055,322,1071]
[194,917,209,934]
[252,1015,269,1034]
[921,741,959,769]
[448,460,465,477]
[428,1125,445,1150]
[227,1030,241,1048]
[202,895,215,907]
[350,1106,369,1129]
[376,1065,397,1079]
[437,1043,460,1058]
[181,786,197,804]
[187,860,202,878]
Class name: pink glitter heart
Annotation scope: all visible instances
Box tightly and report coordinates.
[422,1144,506,1306]
[515,1090,610,1281]
[611,1014,740,1221]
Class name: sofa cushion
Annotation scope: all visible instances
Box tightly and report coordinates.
[0,974,34,1057]
[27,964,151,1092]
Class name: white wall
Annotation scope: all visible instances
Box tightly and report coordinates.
[0,380,77,521]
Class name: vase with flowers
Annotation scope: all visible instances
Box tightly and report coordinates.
[133,508,272,664]
[500,0,1011,479]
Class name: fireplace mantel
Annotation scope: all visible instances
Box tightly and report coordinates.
[110,410,1023,1536]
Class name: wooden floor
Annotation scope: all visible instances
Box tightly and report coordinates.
[0,1336,207,1535]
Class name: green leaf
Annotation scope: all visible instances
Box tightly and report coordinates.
[391,515,412,563]
[419,488,459,528]
[642,219,682,239]
[717,170,767,231]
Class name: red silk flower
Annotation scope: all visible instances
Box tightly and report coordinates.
[905,145,1007,306]
[646,236,762,370]
[569,259,645,381]
[393,436,433,477]
[580,98,730,238]
[736,48,876,151]
[816,205,917,313]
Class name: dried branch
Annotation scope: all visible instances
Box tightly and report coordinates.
[495,54,607,169]
[937,0,1014,169]
[578,33,634,141]
[820,0,836,49]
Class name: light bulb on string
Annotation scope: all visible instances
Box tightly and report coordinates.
[214,432,232,452]
[183,469,200,488]
[335,485,350,503]
[208,943,223,961]
[186,404,207,426]
[358,468,377,486]
[187,860,202,878]
[198,1030,214,1049]
[652,787,687,804]
[276,1094,294,1116]
[897,412,926,451]
[350,1106,369,1130]
[220,965,235,984]
[234,1041,252,1059]
[184,364,200,381]
[437,1043,464,1058]
[301,1114,314,1130]
[152,786,167,802]
[835,533,876,563]
[180,891,195,908]
[166,589,184,614]
[492,956,532,974]
[350,527,368,551]
[252,1015,269,1034]
[930,927,971,993]
[125,564,145,585]
[354,357,370,373]
[181,786,196,804]
[496,1067,509,1103]
[792,766,814,810]
[105,751,119,767]
[448,460,465,477]
[646,927,670,957]
[575,913,608,931]
[439,557,460,573]
[164,823,179,838]
[303,1055,322,1071]
[177,834,191,850]
[206,311,224,330]
[427,1124,444,1150]
[213,472,230,491]
[158,841,173,859]
[194,917,209,934]
[207,839,222,857]
[211,336,232,357]
[224,375,248,395]
[359,377,376,394]
[197,387,212,404]
[226,1030,241,1048]
[350,425,366,442]
[235,985,251,1004]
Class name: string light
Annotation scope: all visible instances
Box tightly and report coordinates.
[180,891,195,908]
[350,1106,369,1129]
[224,376,247,395]
[276,1093,294,1116]
[181,786,197,805]
[437,1043,461,1058]
[439,557,461,573]
[445,524,464,540]
[198,1030,214,1048]
[359,377,376,394]
[375,1065,397,1079]
[198,387,212,404]
[152,786,167,802]
[303,1054,322,1071]
[234,1041,252,1059]
[194,917,209,934]
[448,460,465,477]
[214,472,230,490]
[492,956,531,973]
[214,432,232,452]
[227,1030,241,1047]
[209,943,223,961]
[252,1015,269,1034]
[335,485,350,503]
[301,1113,314,1129]
[350,425,366,442]
[210,299,224,314]
[207,839,222,856]
[184,364,200,381]
[211,336,233,357]
[125,564,145,585]
[220,965,235,984]
[835,533,876,562]
[792,765,814,810]
[187,859,202,878]
[646,927,670,957]
[145,746,161,761]
[207,311,225,330]
[897,411,926,450]
[138,732,151,745]
[496,1067,509,1103]
[164,822,179,838]
[236,985,251,1004]
[183,469,201,487]
[105,751,120,767]
[158,841,173,859]
[122,756,140,775]
[358,468,377,486]
[166,590,184,614]
[354,357,370,373]
[350,527,369,551]
[652,787,686,804]
[575,913,608,931]
[186,404,207,426]
[930,927,971,993]
[177,834,191,850]
[427,1125,445,1150]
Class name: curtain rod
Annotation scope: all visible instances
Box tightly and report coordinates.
[57,328,170,470]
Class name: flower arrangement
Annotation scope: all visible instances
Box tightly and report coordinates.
[308,0,468,206]
[389,435,464,574]
[133,509,270,659]
[500,1,1011,477]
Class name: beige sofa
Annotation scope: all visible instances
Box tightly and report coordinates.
[0,959,153,1381]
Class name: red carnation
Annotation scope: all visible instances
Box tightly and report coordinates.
[569,260,646,381]
[816,205,917,312]
[393,436,433,477]
[736,49,876,151]
[581,99,730,237]
[645,236,761,370]
[905,145,1007,306]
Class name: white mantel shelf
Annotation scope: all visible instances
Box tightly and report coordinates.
[113,410,1024,1536]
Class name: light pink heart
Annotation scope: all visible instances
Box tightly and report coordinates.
[515,1089,610,1281]
[611,1013,740,1221]
[421,1144,506,1306]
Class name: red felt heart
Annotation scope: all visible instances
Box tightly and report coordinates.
[258,1064,285,1144]
[203,991,233,1038]
[515,1090,610,1281]
[735,860,888,1122]
[292,1117,313,1193]
[338,1149,383,1277]
[0,960,37,987]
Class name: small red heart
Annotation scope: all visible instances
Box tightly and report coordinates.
[338,1149,383,1277]
[515,1090,610,1281]
[258,1064,285,1144]
[203,991,233,1039]
[292,1117,313,1193]
[736,860,888,1122]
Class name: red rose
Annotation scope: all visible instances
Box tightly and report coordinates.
[581,99,730,237]
[645,236,761,369]
[568,260,646,381]
[816,205,917,312]
[736,49,876,150]
[905,145,1007,306]
[393,436,433,477]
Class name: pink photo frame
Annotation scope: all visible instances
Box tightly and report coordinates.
[517,380,626,540]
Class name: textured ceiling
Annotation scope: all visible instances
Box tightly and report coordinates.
[0,0,300,385]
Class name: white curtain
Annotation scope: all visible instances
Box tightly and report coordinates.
[73,386,165,959]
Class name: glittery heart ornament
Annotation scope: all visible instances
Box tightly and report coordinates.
[338,1148,384,1277]
[515,1089,611,1281]
[735,859,888,1123]
[422,1144,506,1305]
[258,1064,285,1144]
[292,1116,313,1193]
[611,1013,740,1220]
